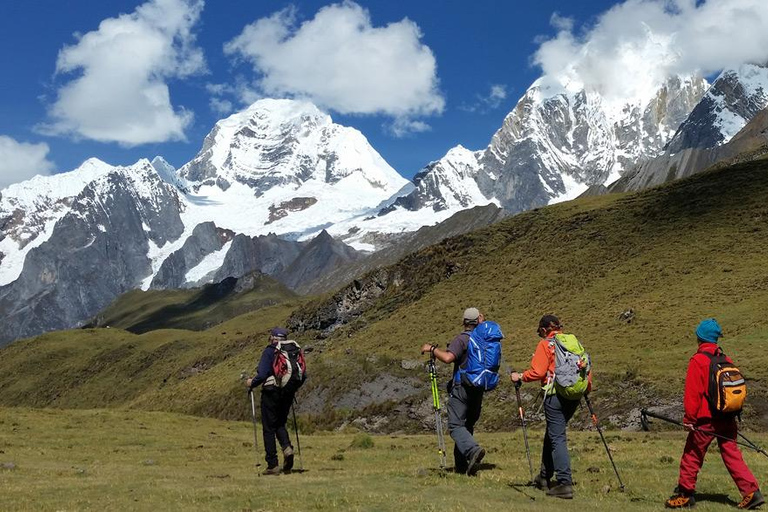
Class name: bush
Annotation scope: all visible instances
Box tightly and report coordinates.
[349,433,374,449]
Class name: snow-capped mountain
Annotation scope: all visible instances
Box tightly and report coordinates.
[385,75,708,217]
[3,67,763,346]
[666,63,768,154]
[609,63,768,193]
[0,100,404,344]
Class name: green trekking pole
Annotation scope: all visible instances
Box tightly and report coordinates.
[515,380,535,484]
[585,394,625,491]
[428,354,448,469]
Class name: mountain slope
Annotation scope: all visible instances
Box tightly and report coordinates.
[87,271,299,334]
[3,158,768,431]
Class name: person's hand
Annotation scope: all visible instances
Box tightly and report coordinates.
[245,378,253,388]
[683,423,695,432]
[420,343,434,355]
[510,372,522,383]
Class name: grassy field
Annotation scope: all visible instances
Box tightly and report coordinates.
[2,408,767,511]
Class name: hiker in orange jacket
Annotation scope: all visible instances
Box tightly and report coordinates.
[511,314,590,500]
[665,318,763,510]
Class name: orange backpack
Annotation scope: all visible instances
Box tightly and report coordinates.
[704,348,747,417]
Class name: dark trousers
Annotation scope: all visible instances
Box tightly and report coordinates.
[541,393,579,485]
[261,388,295,468]
[447,382,484,471]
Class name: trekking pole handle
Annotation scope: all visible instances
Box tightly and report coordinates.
[640,409,683,427]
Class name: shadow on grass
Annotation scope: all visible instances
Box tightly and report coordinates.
[694,493,738,506]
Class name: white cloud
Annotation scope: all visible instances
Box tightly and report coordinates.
[387,118,431,138]
[534,0,768,100]
[39,0,206,146]
[224,1,444,128]
[0,136,56,189]
[460,84,508,113]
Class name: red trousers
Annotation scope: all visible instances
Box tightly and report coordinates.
[678,418,759,496]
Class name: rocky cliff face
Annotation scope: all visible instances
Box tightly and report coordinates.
[386,75,708,218]
[610,64,768,193]
[0,161,184,344]
[666,64,768,154]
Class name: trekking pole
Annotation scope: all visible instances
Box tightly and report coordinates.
[248,389,262,467]
[641,409,768,455]
[428,355,448,469]
[514,380,535,484]
[737,432,768,458]
[584,394,625,491]
[292,397,304,471]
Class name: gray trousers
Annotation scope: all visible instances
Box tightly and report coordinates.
[541,393,580,484]
[447,382,484,470]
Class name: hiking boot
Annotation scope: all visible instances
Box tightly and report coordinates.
[262,466,281,476]
[546,483,574,499]
[665,487,695,508]
[466,447,486,476]
[282,445,295,473]
[738,490,765,510]
[532,474,551,490]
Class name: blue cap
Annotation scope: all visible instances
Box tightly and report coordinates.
[696,318,722,343]
[270,327,289,338]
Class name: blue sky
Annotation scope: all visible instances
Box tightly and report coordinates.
[1,0,767,188]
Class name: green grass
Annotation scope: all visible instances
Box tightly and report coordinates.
[2,408,767,511]
[0,304,303,420]
[3,160,768,431]
[286,159,768,428]
[90,273,297,333]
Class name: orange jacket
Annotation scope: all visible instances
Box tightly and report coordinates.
[522,338,555,385]
[522,331,592,392]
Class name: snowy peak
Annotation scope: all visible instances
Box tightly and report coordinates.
[177,98,406,196]
[389,145,488,212]
[666,63,768,153]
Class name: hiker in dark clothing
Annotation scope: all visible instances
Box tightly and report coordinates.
[665,318,763,509]
[246,327,298,475]
[421,307,486,475]
[511,314,589,500]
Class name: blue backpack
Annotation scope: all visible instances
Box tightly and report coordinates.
[455,321,504,391]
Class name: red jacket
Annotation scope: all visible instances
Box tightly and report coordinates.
[683,343,732,424]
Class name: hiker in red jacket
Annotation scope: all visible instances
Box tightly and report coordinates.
[665,318,763,509]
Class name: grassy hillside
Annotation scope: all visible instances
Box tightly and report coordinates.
[4,408,767,511]
[287,157,768,428]
[89,272,297,333]
[0,304,302,420]
[2,159,768,432]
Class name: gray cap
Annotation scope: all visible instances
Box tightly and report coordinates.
[463,307,480,322]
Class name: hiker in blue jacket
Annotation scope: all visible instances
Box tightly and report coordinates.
[246,327,297,475]
[421,308,486,475]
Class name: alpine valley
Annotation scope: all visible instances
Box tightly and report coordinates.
[1,64,768,346]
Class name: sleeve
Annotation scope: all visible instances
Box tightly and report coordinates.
[446,333,468,359]
[250,347,275,389]
[522,341,550,383]
[683,355,707,424]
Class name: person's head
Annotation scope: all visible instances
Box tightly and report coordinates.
[537,314,562,338]
[269,327,289,342]
[463,307,484,329]
[695,318,722,344]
